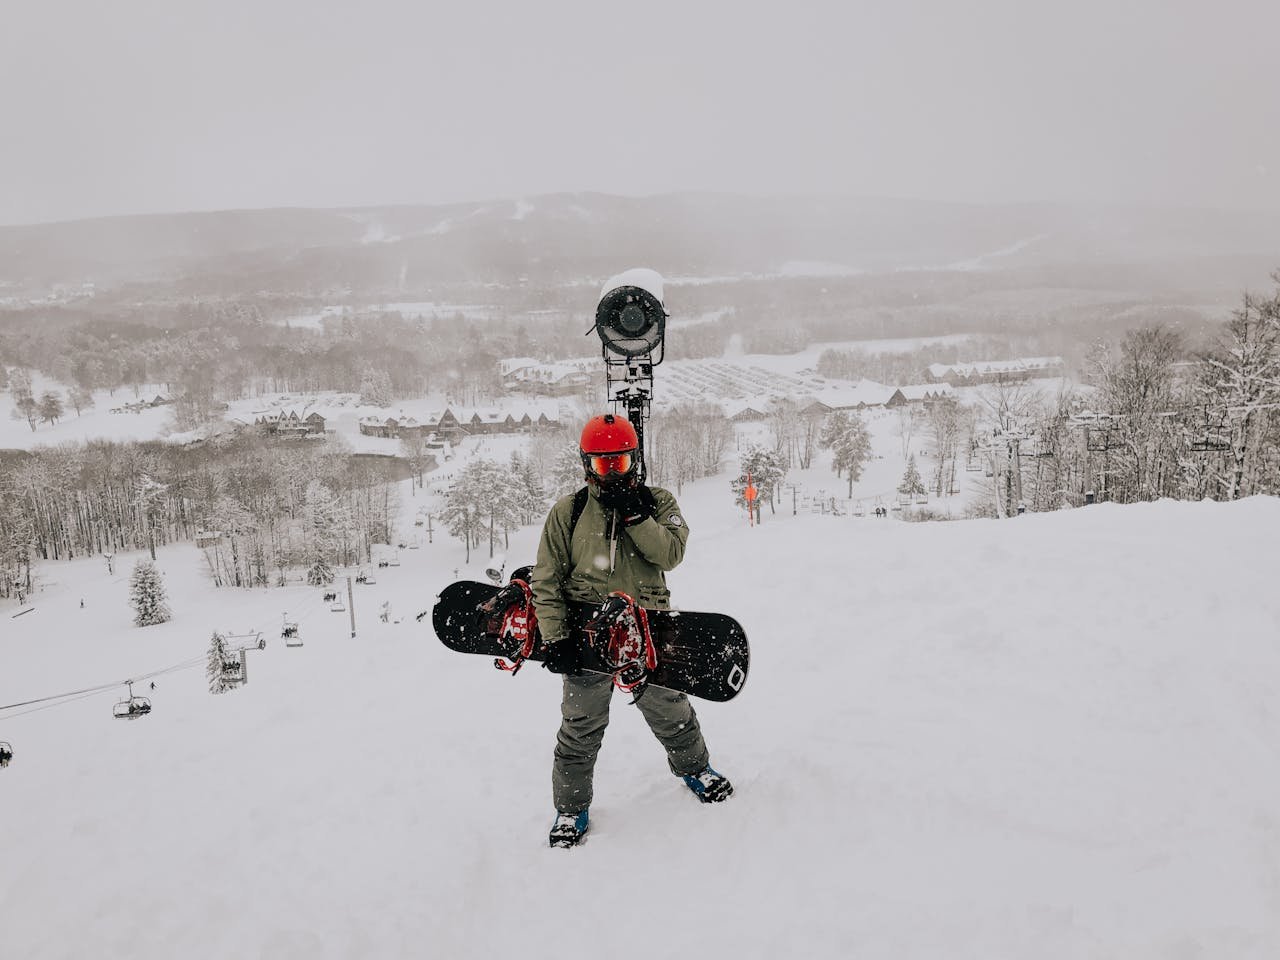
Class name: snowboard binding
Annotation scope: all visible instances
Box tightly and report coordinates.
[584,591,658,702]
[478,577,538,674]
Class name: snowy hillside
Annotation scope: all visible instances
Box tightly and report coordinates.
[3,480,1279,959]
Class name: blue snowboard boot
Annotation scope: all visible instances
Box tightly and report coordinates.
[682,765,733,803]
[549,809,589,848]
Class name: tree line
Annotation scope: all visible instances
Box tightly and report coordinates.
[0,435,402,598]
[959,276,1280,513]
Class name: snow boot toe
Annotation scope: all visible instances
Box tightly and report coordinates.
[549,809,589,848]
[682,766,733,803]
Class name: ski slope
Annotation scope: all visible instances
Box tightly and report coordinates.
[3,482,1279,959]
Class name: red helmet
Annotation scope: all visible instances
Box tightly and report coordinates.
[580,414,639,482]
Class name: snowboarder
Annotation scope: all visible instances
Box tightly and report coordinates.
[532,414,732,848]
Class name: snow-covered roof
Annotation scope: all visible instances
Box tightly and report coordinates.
[720,397,773,418]
[899,383,956,400]
[810,379,898,409]
[928,357,1064,378]
[503,360,594,384]
[498,357,540,376]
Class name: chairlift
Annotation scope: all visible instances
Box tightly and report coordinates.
[853,501,866,517]
[0,740,12,767]
[225,630,265,651]
[330,598,347,612]
[1190,407,1230,453]
[914,491,929,505]
[219,651,247,687]
[896,492,913,507]
[1085,427,1114,453]
[282,613,302,648]
[112,681,152,720]
[1190,433,1231,453]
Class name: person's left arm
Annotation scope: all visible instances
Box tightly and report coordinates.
[621,486,689,572]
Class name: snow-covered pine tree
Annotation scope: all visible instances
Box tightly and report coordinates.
[549,442,585,498]
[732,444,788,517]
[130,559,172,626]
[439,461,489,563]
[207,631,233,694]
[510,451,547,525]
[898,454,927,497]
[307,556,334,586]
[359,369,393,406]
[833,414,873,497]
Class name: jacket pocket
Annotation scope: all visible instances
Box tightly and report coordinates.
[637,586,671,610]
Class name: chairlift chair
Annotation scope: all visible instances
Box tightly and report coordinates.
[914,491,929,505]
[1190,410,1231,453]
[0,740,12,767]
[330,599,346,612]
[113,682,152,720]
[225,630,265,651]
[282,614,303,648]
[853,501,866,517]
[1085,427,1113,453]
[1190,433,1231,453]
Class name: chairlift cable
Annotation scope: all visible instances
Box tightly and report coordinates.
[1,687,117,720]
[0,654,206,715]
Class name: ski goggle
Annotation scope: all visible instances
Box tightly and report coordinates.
[586,452,634,477]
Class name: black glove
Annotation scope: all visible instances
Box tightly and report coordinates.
[598,483,652,527]
[542,639,582,676]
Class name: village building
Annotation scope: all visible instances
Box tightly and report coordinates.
[499,358,596,396]
[358,404,559,440]
[926,357,1064,386]
[897,383,957,404]
[254,410,326,438]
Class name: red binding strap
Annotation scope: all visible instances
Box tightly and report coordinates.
[493,580,538,674]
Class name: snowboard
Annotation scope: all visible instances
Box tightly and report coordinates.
[431,580,749,702]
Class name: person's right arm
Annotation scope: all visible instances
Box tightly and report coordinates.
[531,499,571,645]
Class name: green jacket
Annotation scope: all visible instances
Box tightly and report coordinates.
[531,484,689,645]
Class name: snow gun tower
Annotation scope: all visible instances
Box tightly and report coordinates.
[590,268,668,482]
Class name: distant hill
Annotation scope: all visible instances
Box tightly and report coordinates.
[2,192,1277,294]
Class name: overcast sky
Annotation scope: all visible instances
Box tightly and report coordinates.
[2,0,1278,225]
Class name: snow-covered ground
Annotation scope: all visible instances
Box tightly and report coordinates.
[4,468,1279,959]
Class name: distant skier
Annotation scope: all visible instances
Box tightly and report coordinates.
[533,414,732,849]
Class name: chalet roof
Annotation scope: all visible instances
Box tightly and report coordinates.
[899,383,956,400]
[810,379,897,409]
[498,356,541,376]
[928,357,1064,378]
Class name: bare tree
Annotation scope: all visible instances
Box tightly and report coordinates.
[1201,281,1280,499]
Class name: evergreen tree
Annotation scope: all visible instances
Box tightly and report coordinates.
[130,559,172,626]
[898,455,927,497]
[307,556,334,586]
[549,442,585,498]
[207,631,235,694]
[510,451,547,525]
[732,444,788,517]
[38,391,65,426]
[358,368,393,406]
[819,411,874,494]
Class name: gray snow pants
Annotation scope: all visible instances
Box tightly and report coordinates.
[553,673,710,814]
